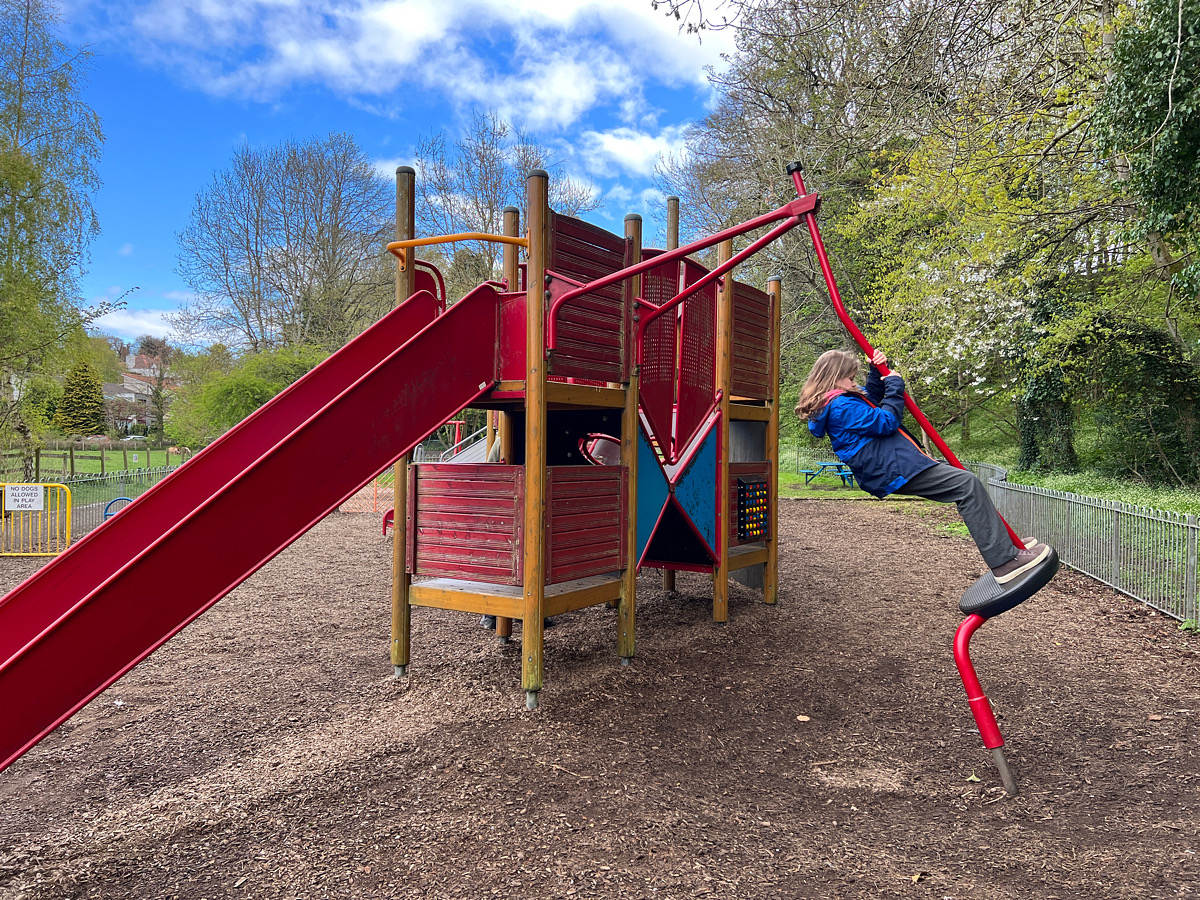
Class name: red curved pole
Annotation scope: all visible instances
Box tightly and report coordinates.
[788,165,1023,551]
[953,615,1004,749]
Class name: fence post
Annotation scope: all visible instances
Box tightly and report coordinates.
[34,449,40,482]
[1186,515,1198,622]
[69,446,75,477]
[1111,502,1122,590]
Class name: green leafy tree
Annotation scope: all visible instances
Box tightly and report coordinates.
[1,0,107,475]
[55,359,104,435]
[164,343,233,447]
[1097,0,1200,354]
[176,346,326,442]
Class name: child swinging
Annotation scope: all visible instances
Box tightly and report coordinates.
[797,349,1051,585]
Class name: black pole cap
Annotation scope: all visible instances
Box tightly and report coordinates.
[396,165,416,175]
[785,161,804,175]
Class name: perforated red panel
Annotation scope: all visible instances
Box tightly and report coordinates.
[548,213,629,383]
[731,281,772,399]
[676,259,717,455]
[639,251,681,457]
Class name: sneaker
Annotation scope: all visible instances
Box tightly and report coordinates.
[480,615,497,630]
[990,542,1051,585]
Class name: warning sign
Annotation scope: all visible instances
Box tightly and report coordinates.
[4,484,44,511]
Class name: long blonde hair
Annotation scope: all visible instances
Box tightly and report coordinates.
[795,349,862,420]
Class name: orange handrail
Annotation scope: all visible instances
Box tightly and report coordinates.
[387,233,529,271]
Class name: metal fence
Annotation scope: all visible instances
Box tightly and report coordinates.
[966,462,1200,624]
[62,466,178,539]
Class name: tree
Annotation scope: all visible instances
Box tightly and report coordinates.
[1097,0,1200,355]
[55,359,104,435]
[174,133,394,352]
[415,110,601,300]
[163,343,234,447]
[134,333,175,443]
[197,347,327,434]
[1,0,107,472]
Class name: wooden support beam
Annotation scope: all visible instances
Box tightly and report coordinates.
[522,170,550,707]
[619,214,641,662]
[391,165,417,677]
[765,275,782,605]
[713,238,734,623]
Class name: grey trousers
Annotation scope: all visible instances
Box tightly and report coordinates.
[899,463,1017,568]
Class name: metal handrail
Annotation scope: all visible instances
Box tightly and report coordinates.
[439,426,488,462]
[546,193,819,351]
[387,233,529,271]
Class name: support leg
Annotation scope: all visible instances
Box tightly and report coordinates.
[497,616,512,644]
[954,614,1019,796]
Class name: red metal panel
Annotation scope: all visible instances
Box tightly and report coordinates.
[546,466,627,584]
[0,284,501,773]
[411,464,523,584]
[728,462,770,546]
[547,213,629,383]
[639,251,681,460]
[731,281,772,399]
[676,259,718,455]
[498,291,527,382]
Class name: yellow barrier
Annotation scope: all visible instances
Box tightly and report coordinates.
[1,483,72,556]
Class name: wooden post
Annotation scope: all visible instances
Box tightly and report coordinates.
[619,214,642,662]
[392,166,417,678]
[69,446,75,477]
[713,238,734,623]
[122,448,128,471]
[496,204,521,645]
[522,171,550,708]
[34,449,40,482]
[663,195,680,595]
[100,448,105,475]
[765,275,782,605]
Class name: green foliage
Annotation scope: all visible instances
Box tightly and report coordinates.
[166,346,326,446]
[1040,309,1200,484]
[55,360,104,436]
[0,0,105,460]
[1098,0,1200,301]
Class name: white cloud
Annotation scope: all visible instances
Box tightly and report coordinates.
[92,308,175,340]
[372,156,416,180]
[604,183,634,206]
[118,242,134,256]
[580,125,689,178]
[81,0,734,130]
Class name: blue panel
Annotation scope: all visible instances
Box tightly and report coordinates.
[636,425,670,563]
[674,423,718,555]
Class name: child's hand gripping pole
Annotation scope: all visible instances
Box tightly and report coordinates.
[786,162,1024,552]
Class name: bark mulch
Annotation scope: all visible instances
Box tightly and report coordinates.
[1,498,1198,899]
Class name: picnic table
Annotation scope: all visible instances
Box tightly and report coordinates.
[801,461,856,487]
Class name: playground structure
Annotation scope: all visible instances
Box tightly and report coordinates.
[386,170,784,711]
[0,163,1056,795]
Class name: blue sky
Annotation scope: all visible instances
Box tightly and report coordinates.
[60,0,733,343]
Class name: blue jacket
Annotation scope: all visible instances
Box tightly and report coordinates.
[807,366,938,497]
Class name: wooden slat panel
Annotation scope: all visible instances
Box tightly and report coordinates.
[731,282,772,399]
[411,464,523,585]
[546,466,626,583]
[548,213,629,383]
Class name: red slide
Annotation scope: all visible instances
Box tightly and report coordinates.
[0,284,502,773]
